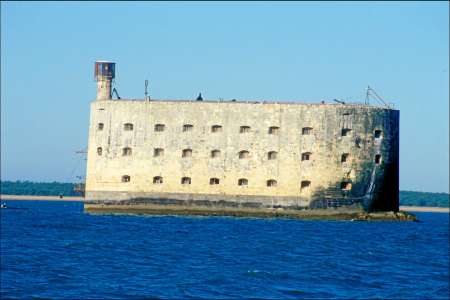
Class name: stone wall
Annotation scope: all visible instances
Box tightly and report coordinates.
[85,99,399,212]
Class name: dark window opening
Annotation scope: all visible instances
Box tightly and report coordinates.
[182,149,192,158]
[121,175,130,183]
[238,178,248,186]
[268,151,278,160]
[211,150,221,158]
[240,126,251,133]
[183,124,193,132]
[374,130,382,139]
[210,178,220,185]
[122,147,132,156]
[124,123,133,131]
[267,179,277,187]
[341,182,352,190]
[301,152,312,161]
[375,154,382,164]
[341,153,349,163]
[97,147,102,156]
[211,125,222,133]
[341,128,352,136]
[155,124,165,132]
[301,180,311,191]
[302,127,313,135]
[97,123,104,130]
[239,150,249,159]
[181,177,191,185]
[153,176,163,184]
[268,126,279,134]
[154,148,164,157]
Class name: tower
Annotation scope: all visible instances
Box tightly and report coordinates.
[94,61,115,100]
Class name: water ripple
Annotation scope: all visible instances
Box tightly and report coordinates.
[1,201,448,299]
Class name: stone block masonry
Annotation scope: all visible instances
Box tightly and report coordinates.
[84,99,399,213]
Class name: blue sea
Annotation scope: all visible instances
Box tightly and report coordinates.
[1,200,448,299]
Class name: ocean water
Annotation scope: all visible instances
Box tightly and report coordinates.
[1,201,448,299]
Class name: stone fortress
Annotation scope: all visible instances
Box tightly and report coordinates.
[84,61,399,216]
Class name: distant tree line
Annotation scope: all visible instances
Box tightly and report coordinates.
[399,190,449,208]
[0,180,79,197]
[0,180,448,207]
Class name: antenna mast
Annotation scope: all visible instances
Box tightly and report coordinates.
[145,80,150,101]
[365,86,388,107]
[365,86,370,105]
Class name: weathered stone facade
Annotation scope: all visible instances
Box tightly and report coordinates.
[84,99,399,213]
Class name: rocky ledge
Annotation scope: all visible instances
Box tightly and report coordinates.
[84,204,417,221]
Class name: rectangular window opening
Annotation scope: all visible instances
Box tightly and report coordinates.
[240,126,251,133]
[154,148,164,157]
[183,124,193,132]
[269,126,279,134]
[155,124,165,132]
[210,178,220,185]
[301,152,311,161]
[341,153,349,163]
[181,177,191,185]
[374,130,382,139]
[375,154,382,164]
[341,128,352,136]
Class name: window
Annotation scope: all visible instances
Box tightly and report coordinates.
[302,127,313,135]
[121,175,130,183]
[211,150,221,158]
[239,150,249,159]
[155,124,165,132]
[341,153,349,163]
[182,149,192,158]
[375,154,382,164]
[210,178,220,185]
[341,182,352,190]
[154,148,164,157]
[153,176,163,184]
[341,128,352,136]
[183,124,193,132]
[268,126,279,134]
[211,125,222,133]
[301,180,311,191]
[268,151,278,160]
[301,152,312,161]
[124,123,133,131]
[181,177,191,185]
[122,147,132,156]
[238,178,248,186]
[240,126,251,133]
[267,179,277,187]
[97,147,102,156]
[97,123,104,130]
[374,130,382,139]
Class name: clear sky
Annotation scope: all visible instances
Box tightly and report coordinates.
[1,1,448,193]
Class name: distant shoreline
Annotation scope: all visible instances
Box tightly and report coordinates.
[399,206,449,213]
[1,195,84,201]
[0,195,448,213]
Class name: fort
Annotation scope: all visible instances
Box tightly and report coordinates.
[84,61,403,219]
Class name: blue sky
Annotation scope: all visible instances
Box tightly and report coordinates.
[1,2,448,192]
